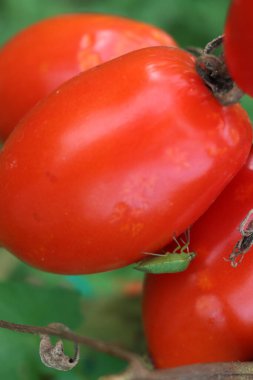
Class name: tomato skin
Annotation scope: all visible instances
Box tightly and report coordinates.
[224,0,253,96]
[0,14,176,142]
[143,148,253,369]
[0,46,251,274]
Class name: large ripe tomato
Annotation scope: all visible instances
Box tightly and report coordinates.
[0,14,176,142]
[143,147,253,368]
[0,46,251,274]
[224,0,253,96]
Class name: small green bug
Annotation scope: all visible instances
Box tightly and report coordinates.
[135,229,196,274]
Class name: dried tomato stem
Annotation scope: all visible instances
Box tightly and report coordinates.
[195,35,244,106]
[203,34,224,55]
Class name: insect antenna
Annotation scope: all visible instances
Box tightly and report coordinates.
[143,251,165,257]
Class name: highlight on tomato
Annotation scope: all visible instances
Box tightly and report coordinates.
[224,0,253,96]
[143,147,253,369]
[0,45,251,275]
[0,13,177,142]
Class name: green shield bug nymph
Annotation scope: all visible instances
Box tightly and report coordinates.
[135,229,196,274]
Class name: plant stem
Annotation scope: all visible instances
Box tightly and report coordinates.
[1,319,253,379]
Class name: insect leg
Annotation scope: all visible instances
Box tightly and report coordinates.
[239,209,253,236]
[227,238,245,267]
[178,228,191,253]
[183,228,191,253]
[229,249,245,268]
[172,235,182,253]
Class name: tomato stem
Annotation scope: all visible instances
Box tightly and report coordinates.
[195,34,244,106]
[203,34,223,54]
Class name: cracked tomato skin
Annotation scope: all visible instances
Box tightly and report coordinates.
[0,14,176,142]
[0,46,252,274]
[225,0,253,96]
[143,148,253,369]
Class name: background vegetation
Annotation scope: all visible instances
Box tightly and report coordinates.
[0,1,252,379]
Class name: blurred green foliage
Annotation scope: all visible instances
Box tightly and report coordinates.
[0,0,230,47]
[0,1,252,379]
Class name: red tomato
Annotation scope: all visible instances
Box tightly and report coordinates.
[0,46,251,274]
[0,14,176,142]
[143,147,253,368]
[224,0,253,96]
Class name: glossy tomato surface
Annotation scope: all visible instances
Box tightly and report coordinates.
[0,14,176,142]
[0,46,251,274]
[225,0,253,96]
[144,147,253,368]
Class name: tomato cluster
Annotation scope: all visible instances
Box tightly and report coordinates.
[0,14,176,142]
[144,148,253,368]
[0,1,253,370]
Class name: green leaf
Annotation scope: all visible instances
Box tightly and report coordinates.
[0,281,82,325]
[0,281,82,380]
